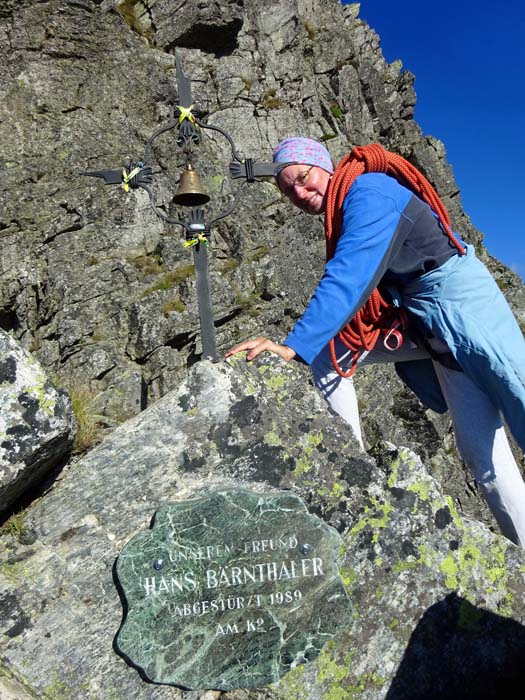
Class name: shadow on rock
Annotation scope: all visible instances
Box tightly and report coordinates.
[386,592,525,700]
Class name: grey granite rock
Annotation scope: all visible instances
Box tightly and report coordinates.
[0,329,75,513]
[2,0,520,432]
[1,357,525,699]
[1,0,522,537]
[2,0,525,696]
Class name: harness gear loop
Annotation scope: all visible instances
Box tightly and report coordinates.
[382,308,410,351]
[325,143,465,378]
[183,233,209,248]
[121,165,141,192]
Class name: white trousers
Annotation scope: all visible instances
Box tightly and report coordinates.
[312,336,525,547]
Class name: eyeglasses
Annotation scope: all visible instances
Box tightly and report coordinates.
[280,166,314,197]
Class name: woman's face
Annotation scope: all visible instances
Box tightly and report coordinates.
[277,164,331,215]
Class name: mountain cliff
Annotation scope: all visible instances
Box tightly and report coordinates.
[1,1,525,698]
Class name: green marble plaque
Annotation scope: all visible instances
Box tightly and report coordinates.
[116,488,352,690]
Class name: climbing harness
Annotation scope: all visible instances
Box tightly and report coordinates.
[325,143,466,378]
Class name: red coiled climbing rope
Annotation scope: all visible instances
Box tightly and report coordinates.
[325,143,465,378]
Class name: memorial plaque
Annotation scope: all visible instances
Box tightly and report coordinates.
[115,488,352,690]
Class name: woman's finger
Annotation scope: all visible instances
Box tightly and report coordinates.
[245,338,275,360]
[225,338,295,362]
[224,337,268,358]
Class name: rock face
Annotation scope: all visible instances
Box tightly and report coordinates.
[1,357,525,699]
[2,0,524,418]
[2,0,525,698]
[2,0,523,528]
[0,329,75,513]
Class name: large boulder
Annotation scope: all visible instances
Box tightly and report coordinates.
[1,356,524,699]
[0,329,75,513]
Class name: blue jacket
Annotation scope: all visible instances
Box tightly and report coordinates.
[284,174,525,449]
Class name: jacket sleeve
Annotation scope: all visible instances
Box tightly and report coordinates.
[284,184,408,365]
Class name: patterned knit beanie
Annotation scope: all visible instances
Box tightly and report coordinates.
[272,137,334,176]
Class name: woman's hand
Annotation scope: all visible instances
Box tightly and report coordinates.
[225,337,296,362]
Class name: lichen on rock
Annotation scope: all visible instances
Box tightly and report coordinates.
[0,330,75,513]
[1,357,525,699]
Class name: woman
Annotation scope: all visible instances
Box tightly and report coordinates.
[225,137,525,547]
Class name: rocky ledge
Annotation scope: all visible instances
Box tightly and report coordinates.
[1,355,524,699]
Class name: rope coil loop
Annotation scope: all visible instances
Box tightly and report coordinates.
[325,143,465,378]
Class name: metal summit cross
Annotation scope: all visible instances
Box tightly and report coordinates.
[82,52,278,361]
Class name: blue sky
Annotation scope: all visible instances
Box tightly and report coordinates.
[342,0,525,278]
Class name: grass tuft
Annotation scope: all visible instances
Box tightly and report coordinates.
[65,384,102,454]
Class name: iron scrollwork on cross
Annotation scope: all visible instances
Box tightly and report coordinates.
[81,52,279,361]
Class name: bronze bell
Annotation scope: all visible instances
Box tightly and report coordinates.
[172,163,210,207]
